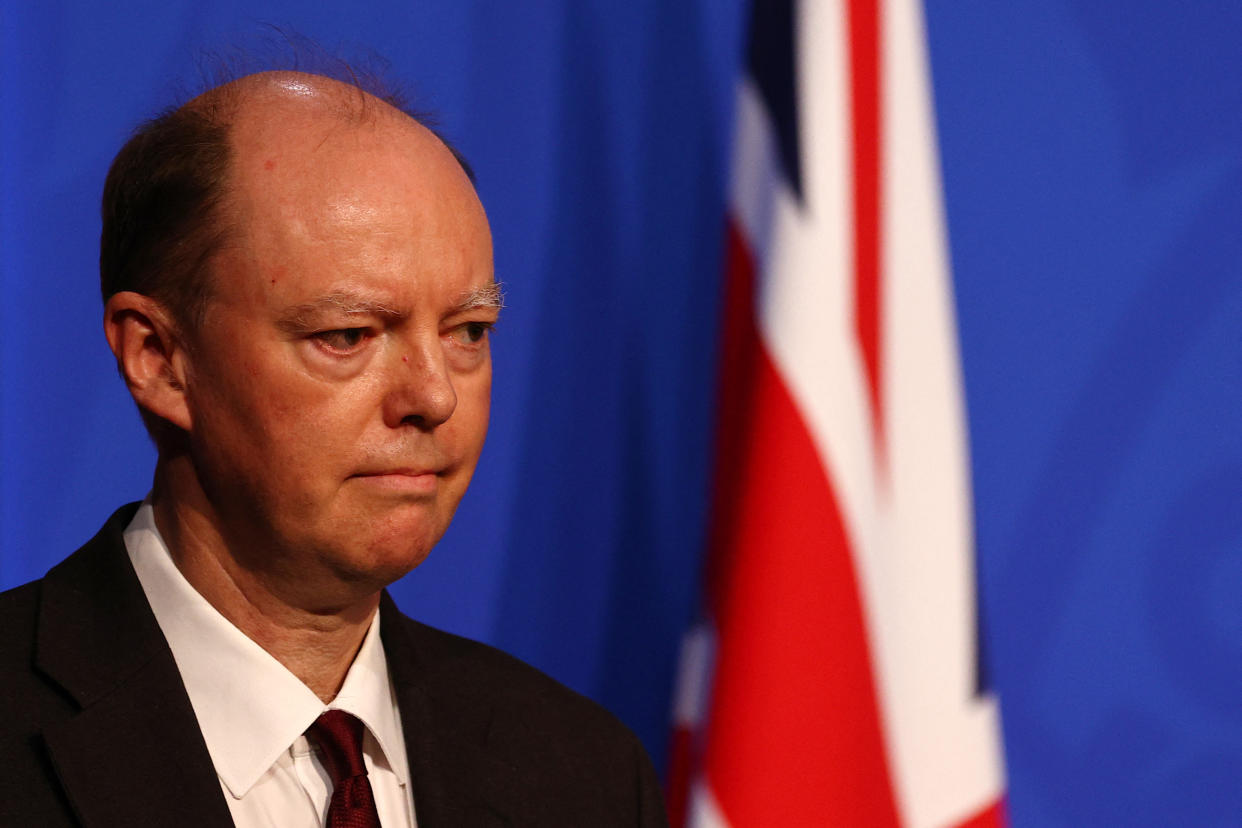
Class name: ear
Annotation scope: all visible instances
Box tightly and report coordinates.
[103,291,194,432]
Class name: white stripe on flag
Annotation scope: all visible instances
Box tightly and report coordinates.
[877,0,1006,824]
[688,780,732,828]
[672,624,715,728]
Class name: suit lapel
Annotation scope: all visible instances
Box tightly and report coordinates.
[381,596,537,828]
[34,505,233,828]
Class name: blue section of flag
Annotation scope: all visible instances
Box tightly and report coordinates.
[746,0,802,199]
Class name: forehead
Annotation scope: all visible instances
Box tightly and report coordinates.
[228,79,479,227]
[216,77,493,306]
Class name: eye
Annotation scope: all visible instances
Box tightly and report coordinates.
[449,321,493,346]
[313,327,371,353]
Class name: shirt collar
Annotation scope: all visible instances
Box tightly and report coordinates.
[123,502,410,799]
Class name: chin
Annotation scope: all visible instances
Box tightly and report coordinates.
[354,519,443,580]
[368,541,434,582]
[316,544,429,604]
[302,497,455,591]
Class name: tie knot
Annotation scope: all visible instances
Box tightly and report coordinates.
[307,709,369,785]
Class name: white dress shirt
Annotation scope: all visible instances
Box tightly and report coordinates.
[123,503,416,827]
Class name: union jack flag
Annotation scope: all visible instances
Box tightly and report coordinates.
[667,2,1007,825]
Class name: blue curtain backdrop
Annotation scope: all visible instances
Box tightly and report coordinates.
[2,2,1240,825]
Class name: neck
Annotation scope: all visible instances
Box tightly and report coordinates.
[150,457,378,702]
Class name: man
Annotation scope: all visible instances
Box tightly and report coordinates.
[0,70,666,827]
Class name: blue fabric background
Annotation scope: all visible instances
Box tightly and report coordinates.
[2,3,1239,825]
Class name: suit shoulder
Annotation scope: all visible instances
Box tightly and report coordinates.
[0,577,69,742]
[387,613,670,824]
[385,610,656,776]
[386,613,667,825]
[0,578,41,612]
[397,614,634,738]
[0,580,41,662]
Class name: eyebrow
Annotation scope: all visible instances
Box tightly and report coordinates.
[275,282,504,334]
[276,292,404,334]
[454,282,505,313]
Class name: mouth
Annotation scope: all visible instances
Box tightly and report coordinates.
[350,469,440,495]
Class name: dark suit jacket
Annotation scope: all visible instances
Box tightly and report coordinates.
[0,504,667,827]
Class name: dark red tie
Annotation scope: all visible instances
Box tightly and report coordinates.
[306,710,383,828]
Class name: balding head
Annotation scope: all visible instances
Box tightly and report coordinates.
[200,70,419,131]
[100,70,472,334]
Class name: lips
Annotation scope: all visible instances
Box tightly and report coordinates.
[354,467,438,477]
[350,468,440,494]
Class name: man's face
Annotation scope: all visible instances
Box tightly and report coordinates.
[180,89,496,606]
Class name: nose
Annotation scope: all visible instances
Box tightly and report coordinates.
[382,336,457,430]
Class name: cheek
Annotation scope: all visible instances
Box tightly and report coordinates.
[438,377,491,498]
[241,348,373,421]
[454,371,492,447]
[192,359,353,471]
[206,372,298,440]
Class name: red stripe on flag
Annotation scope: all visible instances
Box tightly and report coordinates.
[848,0,884,457]
[701,221,900,826]
[955,798,1008,828]
[704,222,769,607]
[664,725,694,827]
